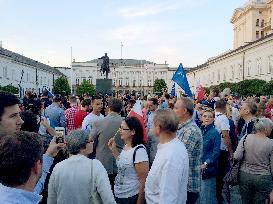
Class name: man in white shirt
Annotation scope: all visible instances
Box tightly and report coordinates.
[82,95,104,134]
[145,109,189,204]
[214,99,232,203]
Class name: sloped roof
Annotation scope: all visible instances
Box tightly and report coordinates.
[0,47,63,75]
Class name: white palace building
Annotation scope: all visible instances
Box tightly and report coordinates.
[57,59,176,95]
[187,0,273,93]
[0,47,63,96]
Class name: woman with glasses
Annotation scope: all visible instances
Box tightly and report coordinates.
[200,109,221,204]
[234,118,273,204]
[108,117,149,204]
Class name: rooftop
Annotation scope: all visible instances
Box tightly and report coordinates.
[0,47,63,75]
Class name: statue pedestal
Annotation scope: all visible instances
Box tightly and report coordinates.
[96,79,113,96]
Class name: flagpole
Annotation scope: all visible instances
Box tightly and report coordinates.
[70,46,73,94]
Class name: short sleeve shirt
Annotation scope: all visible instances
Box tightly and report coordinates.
[114,145,148,198]
[214,112,230,151]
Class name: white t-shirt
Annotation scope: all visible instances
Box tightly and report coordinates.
[214,112,230,151]
[145,138,189,204]
[82,112,104,134]
[114,144,149,198]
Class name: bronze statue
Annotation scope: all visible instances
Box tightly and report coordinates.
[99,53,110,79]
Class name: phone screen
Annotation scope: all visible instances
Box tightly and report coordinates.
[55,127,65,143]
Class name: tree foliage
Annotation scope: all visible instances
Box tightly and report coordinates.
[0,85,19,94]
[153,79,167,94]
[52,75,71,95]
[76,80,96,96]
[208,79,270,96]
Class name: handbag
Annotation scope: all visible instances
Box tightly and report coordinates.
[223,134,248,186]
[90,160,103,204]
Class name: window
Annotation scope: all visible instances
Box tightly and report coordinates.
[261,19,264,27]
[261,31,264,38]
[125,78,129,86]
[256,19,260,26]
[256,58,262,75]
[247,61,252,76]
[268,56,273,73]
[212,72,215,82]
[148,79,152,87]
[217,70,220,82]
[231,66,235,80]
[223,68,226,81]
[3,67,7,78]
[238,64,243,79]
[133,80,136,87]
[256,31,259,39]
[76,78,80,85]
[12,70,15,80]
[139,79,142,86]
[113,80,116,86]
[119,79,122,86]
[27,72,30,82]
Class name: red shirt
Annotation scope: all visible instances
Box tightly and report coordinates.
[64,105,79,133]
[74,109,88,129]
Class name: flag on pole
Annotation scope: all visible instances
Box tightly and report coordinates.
[172,63,193,97]
[44,88,54,98]
[128,100,148,143]
[196,80,205,101]
[170,83,176,97]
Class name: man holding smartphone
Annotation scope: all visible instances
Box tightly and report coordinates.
[0,91,65,194]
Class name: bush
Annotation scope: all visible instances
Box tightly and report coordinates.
[0,85,19,94]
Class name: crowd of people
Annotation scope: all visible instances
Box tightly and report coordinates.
[1,87,273,204]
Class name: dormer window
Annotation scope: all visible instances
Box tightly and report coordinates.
[256,19,260,26]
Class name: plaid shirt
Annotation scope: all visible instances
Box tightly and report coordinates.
[177,118,202,193]
[65,105,79,134]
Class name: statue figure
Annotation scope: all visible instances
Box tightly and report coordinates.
[99,53,110,79]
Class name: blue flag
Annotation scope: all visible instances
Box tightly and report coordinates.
[172,63,192,97]
[170,83,176,97]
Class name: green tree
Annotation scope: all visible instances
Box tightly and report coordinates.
[76,80,96,96]
[263,80,273,96]
[153,79,167,95]
[236,79,267,96]
[218,82,238,93]
[0,84,19,94]
[52,75,71,95]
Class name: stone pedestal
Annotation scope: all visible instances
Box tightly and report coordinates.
[96,79,113,95]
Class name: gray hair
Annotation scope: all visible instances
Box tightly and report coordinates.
[253,118,273,134]
[65,130,89,155]
[178,97,194,116]
[154,109,179,133]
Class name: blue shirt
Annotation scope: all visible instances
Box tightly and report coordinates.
[44,103,65,128]
[34,154,54,194]
[0,183,42,204]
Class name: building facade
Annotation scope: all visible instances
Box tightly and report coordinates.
[67,59,175,95]
[232,0,273,49]
[0,47,63,96]
[187,0,273,94]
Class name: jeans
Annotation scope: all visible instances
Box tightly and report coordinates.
[200,177,217,204]
[239,171,273,204]
[187,191,199,204]
[115,194,138,204]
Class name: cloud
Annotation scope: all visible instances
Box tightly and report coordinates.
[117,0,209,18]
[107,23,161,46]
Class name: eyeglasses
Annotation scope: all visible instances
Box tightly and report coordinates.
[119,126,130,131]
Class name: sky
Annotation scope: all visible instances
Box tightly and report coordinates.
[0,0,247,68]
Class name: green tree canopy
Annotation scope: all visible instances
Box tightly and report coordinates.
[0,84,19,94]
[52,75,71,95]
[153,79,167,95]
[76,80,96,96]
[236,79,267,96]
